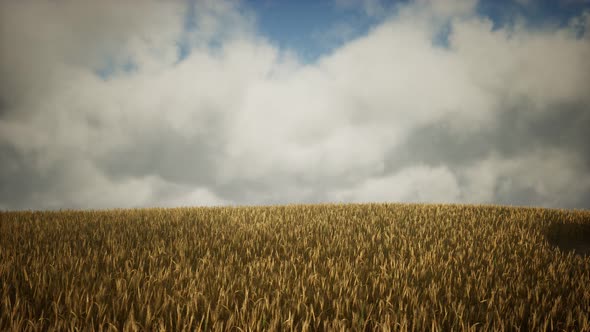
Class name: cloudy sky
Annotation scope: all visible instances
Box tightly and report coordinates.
[1,0,589,211]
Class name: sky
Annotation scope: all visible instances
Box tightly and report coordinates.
[1,0,589,211]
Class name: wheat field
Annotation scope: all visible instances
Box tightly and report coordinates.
[1,203,589,331]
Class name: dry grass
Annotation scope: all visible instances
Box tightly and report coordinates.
[1,203,589,331]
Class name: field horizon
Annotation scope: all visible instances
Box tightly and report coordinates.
[2,202,589,331]
[3,201,588,214]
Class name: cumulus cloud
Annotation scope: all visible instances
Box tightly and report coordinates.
[0,0,589,210]
[331,165,462,204]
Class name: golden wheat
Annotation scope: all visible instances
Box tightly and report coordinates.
[1,203,589,331]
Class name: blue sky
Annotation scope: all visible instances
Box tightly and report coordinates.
[106,0,590,76]
[239,0,590,62]
[244,0,387,62]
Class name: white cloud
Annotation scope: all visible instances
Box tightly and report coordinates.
[1,0,589,209]
[331,165,462,204]
[451,16,590,109]
[158,187,231,208]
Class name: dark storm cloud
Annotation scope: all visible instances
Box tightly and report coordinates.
[95,114,227,187]
[384,100,590,173]
[0,97,8,118]
[213,171,351,207]
[0,143,43,209]
[378,98,590,209]
[492,176,546,207]
[0,140,157,210]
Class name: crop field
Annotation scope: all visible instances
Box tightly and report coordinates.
[1,203,589,331]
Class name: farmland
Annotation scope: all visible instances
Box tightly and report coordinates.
[1,203,589,331]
